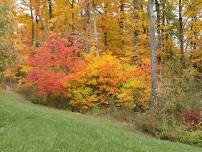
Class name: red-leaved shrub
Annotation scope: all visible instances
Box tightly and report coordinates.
[184,110,201,130]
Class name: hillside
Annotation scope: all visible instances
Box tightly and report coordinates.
[0,92,201,152]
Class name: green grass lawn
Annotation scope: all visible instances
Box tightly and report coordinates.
[0,92,201,152]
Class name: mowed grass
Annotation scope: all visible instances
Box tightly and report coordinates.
[0,92,201,152]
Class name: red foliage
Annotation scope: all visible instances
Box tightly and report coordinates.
[29,33,80,72]
[26,33,83,95]
[26,69,65,95]
[184,110,201,130]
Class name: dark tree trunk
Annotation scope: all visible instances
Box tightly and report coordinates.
[161,1,166,50]
[71,0,75,32]
[119,0,124,48]
[48,0,52,20]
[35,7,40,47]
[103,3,108,51]
[30,0,34,45]
[85,0,90,52]
[179,0,185,65]
[155,0,161,49]
[133,0,139,46]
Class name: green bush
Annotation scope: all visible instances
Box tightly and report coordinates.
[158,64,202,120]
[133,112,202,147]
[177,130,202,147]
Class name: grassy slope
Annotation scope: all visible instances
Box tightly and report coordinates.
[0,92,201,152]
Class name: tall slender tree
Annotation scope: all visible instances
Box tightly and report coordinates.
[70,0,75,32]
[119,0,125,49]
[155,0,161,49]
[48,0,52,20]
[179,0,185,65]
[133,0,139,46]
[92,0,99,57]
[29,0,35,45]
[85,0,90,52]
[148,0,158,110]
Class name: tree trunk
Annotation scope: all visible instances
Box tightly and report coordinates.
[179,0,185,65]
[119,0,124,49]
[133,0,139,46]
[85,0,90,52]
[155,0,163,91]
[30,0,34,46]
[71,0,75,32]
[189,0,196,64]
[161,1,165,50]
[92,0,99,57]
[48,0,52,20]
[35,1,40,47]
[103,3,108,51]
[148,0,158,110]
[155,0,161,49]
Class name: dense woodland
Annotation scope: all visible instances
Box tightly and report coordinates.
[0,0,202,147]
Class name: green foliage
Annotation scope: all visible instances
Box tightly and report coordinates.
[131,59,202,146]
[159,57,202,120]
[133,112,202,147]
[176,130,202,147]
[15,83,68,109]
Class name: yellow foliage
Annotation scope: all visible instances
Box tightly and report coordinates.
[63,53,149,111]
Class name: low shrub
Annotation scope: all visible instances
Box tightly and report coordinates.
[184,110,201,130]
[176,129,202,147]
[94,108,202,147]
[63,53,150,111]
[16,82,68,109]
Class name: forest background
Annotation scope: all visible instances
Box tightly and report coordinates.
[0,0,201,147]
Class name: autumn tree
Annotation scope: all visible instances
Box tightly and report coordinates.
[0,1,16,84]
[26,33,82,95]
[183,0,202,68]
